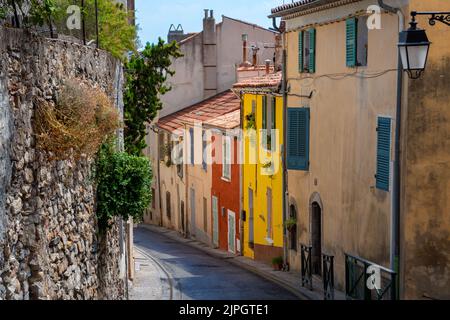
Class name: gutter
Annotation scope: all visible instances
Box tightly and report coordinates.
[272,17,290,271]
[378,0,405,299]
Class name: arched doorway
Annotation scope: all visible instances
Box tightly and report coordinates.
[311,201,322,276]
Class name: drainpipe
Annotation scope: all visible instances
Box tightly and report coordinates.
[272,17,289,271]
[378,0,405,298]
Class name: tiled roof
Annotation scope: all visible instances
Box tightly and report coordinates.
[157,90,241,134]
[270,0,342,17]
[233,72,282,90]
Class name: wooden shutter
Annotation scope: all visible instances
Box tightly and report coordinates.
[298,31,304,72]
[262,95,267,130]
[271,97,276,130]
[309,28,316,73]
[287,108,310,171]
[376,117,392,191]
[189,128,194,165]
[346,18,357,67]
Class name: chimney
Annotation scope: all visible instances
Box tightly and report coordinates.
[242,34,248,64]
[265,59,271,75]
[203,9,217,98]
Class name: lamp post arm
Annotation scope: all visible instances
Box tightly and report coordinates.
[411,11,450,27]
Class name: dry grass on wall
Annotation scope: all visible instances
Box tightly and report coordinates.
[34,80,120,160]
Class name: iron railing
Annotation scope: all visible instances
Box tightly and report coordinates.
[322,254,335,300]
[301,244,312,290]
[345,253,397,300]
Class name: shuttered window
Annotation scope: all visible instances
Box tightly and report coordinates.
[308,28,316,73]
[376,117,392,191]
[298,31,304,72]
[287,108,310,171]
[346,18,357,67]
[189,128,194,165]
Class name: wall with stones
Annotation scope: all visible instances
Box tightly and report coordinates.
[0,27,125,300]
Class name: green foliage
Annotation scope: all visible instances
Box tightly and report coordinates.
[29,0,58,28]
[94,0,136,60]
[124,39,183,156]
[94,140,153,231]
[285,217,297,231]
[245,112,256,130]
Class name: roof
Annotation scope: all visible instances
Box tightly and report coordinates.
[157,90,241,134]
[269,0,346,18]
[233,72,282,90]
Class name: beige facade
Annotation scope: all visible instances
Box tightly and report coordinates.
[279,0,403,292]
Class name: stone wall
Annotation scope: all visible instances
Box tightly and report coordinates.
[0,27,125,300]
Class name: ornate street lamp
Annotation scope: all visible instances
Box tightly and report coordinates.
[399,11,450,79]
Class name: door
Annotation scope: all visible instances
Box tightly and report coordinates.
[212,196,219,248]
[311,202,322,276]
[190,188,196,237]
[228,210,236,254]
[248,188,254,245]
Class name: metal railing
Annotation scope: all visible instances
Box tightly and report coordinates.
[300,244,312,290]
[322,254,335,300]
[345,253,397,300]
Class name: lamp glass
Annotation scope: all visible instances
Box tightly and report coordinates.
[400,44,430,71]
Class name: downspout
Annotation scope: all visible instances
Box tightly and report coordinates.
[378,0,405,299]
[272,17,289,271]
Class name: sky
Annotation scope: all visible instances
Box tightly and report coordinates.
[135,0,287,46]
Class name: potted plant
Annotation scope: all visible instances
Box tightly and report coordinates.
[272,256,284,271]
[285,217,297,232]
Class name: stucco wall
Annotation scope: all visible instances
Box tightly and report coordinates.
[400,0,450,300]
[285,8,399,289]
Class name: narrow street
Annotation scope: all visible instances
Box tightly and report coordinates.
[132,227,298,300]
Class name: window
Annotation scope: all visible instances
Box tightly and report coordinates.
[376,117,392,191]
[267,188,273,240]
[287,108,310,171]
[177,144,183,179]
[289,205,297,251]
[189,128,194,166]
[151,188,156,209]
[203,197,207,232]
[159,132,165,161]
[202,130,207,171]
[298,28,316,73]
[262,96,277,151]
[166,192,171,220]
[346,17,368,67]
[222,135,231,180]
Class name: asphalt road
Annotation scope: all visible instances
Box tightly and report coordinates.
[133,227,298,300]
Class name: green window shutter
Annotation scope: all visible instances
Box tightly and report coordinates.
[346,18,357,67]
[287,108,310,171]
[376,117,392,191]
[309,28,316,73]
[298,31,304,72]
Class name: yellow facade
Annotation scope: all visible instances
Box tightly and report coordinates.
[241,93,284,263]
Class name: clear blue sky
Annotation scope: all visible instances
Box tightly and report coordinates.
[135,0,286,46]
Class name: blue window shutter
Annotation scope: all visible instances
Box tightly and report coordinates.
[346,18,357,67]
[190,128,194,166]
[376,117,392,191]
[287,108,310,171]
[298,31,304,72]
[309,28,316,73]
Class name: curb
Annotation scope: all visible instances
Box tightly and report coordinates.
[137,224,319,300]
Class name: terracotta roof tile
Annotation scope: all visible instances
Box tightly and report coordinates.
[270,0,343,16]
[233,72,282,89]
[157,90,241,134]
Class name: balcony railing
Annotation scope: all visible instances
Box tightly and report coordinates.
[345,253,397,300]
[300,244,312,290]
[323,254,335,300]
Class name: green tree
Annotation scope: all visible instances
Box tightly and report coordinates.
[95,140,153,231]
[124,39,183,156]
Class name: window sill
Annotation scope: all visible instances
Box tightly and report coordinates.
[221,176,231,183]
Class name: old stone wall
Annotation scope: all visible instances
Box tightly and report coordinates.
[0,27,125,300]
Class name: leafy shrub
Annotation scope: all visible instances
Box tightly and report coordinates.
[35,80,120,160]
[94,141,153,231]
